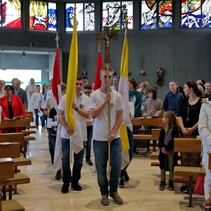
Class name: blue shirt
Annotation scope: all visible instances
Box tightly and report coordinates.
[163,91,184,116]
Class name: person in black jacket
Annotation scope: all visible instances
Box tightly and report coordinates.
[158,111,180,191]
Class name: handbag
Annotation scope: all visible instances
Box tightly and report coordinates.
[193,176,204,195]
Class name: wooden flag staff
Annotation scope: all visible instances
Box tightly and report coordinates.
[95,27,118,179]
[55,33,59,48]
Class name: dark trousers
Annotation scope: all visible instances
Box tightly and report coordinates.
[61,138,84,185]
[85,125,93,161]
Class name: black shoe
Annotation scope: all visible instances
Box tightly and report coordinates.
[159,181,165,191]
[61,184,69,193]
[55,170,61,180]
[124,171,129,182]
[119,179,125,188]
[71,183,82,191]
[168,181,174,191]
[180,185,188,193]
[86,160,93,166]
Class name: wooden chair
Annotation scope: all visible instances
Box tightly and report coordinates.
[174,137,204,207]
[0,158,25,211]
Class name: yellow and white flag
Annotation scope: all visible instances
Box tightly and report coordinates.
[66,6,78,129]
[66,5,83,154]
[118,31,130,169]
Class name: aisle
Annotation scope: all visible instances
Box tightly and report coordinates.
[13,129,203,211]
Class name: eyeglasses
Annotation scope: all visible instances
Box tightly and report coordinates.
[76,83,83,86]
[103,75,112,79]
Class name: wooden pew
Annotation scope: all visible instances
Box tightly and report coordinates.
[0,142,30,199]
[132,117,164,127]
[0,158,14,179]
[0,133,26,157]
[0,139,31,169]
[0,118,37,155]
[132,117,163,151]
[0,118,37,136]
[0,143,20,159]
[133,128,161,141]
[0,143,30,200]
[0,118,31,128]
[209,152,211,170]
[174,137,204,207]
[0,158,25,211]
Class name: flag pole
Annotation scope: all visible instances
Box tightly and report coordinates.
[106,62,111,180]
[55,33,59,48]
[104,31,112,181]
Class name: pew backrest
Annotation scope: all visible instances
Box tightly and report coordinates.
[0,133,25,146]
[0,118,31,129]
[0,142,20,159]
[0,158,14,179]
[174,138,201,153]
[132,117,164,127]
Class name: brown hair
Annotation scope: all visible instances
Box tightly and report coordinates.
[185,80,201,97]
[77,75,83,81]
[129,78,138,89]
[4,85,14,93]
[148,87,157,99]
[162,111,177,132]
[84,84,92,90]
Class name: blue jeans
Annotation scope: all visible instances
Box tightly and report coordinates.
[40,112,47,127]
[34,109,39,127]
[34,109,45,127]
[93,138,122,195]
[61,138,84,185]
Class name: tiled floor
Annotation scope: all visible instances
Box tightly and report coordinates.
[13,128,205,211]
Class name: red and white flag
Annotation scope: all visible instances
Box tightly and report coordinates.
[93,49,103,90]
[52,48,61,105]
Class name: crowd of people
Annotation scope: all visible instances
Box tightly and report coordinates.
[1,74,211,207]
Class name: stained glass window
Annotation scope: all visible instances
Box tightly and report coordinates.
[202,0,211,28]
[29,1,57,31]
[0,0,21,28]
[66,3,95,32]
[181,0,211,28]
[102,1,133,30]
[141,0,173,30]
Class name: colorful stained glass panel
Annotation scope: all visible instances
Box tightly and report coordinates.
[181,0,202,28]
[29,1,57,31]
[48,3,57,31]
[0,0,21,28]
[84,3,95,31]
[66,3,95,32]
[141,0,157,29]
[102,1,133,30]
[202,0,211,28]
[158,0,173,28]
